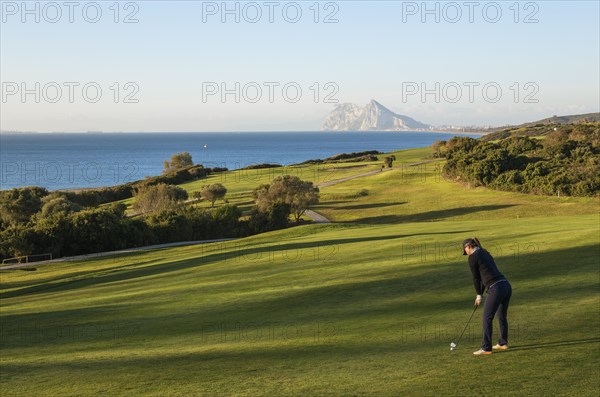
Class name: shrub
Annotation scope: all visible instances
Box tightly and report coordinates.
[133,183,189,214]
[442,123,600,197]
[0,186,49,226]
[163,152,194,173]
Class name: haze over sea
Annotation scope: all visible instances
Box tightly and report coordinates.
[0,132,476,191]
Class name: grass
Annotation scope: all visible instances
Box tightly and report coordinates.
[1,147,599,396]
[118,155,387,212]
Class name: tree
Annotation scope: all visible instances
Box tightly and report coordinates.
[211,204,242,236]
[32,209,73,259]
[133,183,188,214]
[200,183,227,207]
[248,202,291,233]
[64,204,130,256]
[145,208,194,243]
[253,175,319,224]
[384,155,396,168]
[431,140,447,158]
[0,186,49,226]
[39,195,81,218]
[0,224,35,259]
[163,152,193,173]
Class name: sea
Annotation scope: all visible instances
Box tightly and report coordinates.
[0,132,477,191]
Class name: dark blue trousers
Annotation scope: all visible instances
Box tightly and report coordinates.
[482,280,512,351]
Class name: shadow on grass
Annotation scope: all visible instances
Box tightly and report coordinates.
[0,258,167,299]
[0,250,165,289]
[317,200,350,205]
[349,204,517,224]
[335,202,407,210]
[2,244,598,350]
[0,230,471,300]
[504,338,600,352]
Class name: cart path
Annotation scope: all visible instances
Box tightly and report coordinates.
[308,159,443,221]
[304,210,330,223]
[316,159,442,188]
[1,160,440,270]
[0,239,237,270]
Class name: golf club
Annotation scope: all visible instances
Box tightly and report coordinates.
[450,305,478,351]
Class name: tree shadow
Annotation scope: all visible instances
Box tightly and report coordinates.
[0,230,473,300]
[1,244,597,352]
[0,258,166,299]
[0,251,165,288]
[349,205,517,224]
[335,202,407,210]
[317,200,349,205]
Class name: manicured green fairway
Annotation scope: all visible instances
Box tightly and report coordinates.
[1,148,599,396]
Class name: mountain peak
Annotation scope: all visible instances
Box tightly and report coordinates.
[322,100,429,131]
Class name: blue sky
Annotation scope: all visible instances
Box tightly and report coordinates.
[1,0,599,131]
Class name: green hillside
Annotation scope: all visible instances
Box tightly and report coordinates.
[1,148,599,396]
[514,112,600,127]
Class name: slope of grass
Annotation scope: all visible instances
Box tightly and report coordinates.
[316,158,598,223]
[118,155,388,211]
[1,147,599,396]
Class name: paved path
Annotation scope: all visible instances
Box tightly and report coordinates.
[307,159,443,222]
[304,210,331,223]
[316,159,442,188]
[1,160,441,270]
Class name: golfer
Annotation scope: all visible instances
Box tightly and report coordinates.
[462,238,512,355]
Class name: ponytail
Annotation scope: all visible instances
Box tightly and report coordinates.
[462,237,484,255]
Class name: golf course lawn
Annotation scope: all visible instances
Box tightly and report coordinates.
[1,148,599,396]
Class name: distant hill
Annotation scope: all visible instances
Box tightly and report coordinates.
[481,112,600,141]
[513,112,600,127]
[322,100,430,131]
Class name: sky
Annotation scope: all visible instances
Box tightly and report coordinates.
[1,0,599,132]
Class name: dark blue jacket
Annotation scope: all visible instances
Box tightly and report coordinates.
[468,248,506,295]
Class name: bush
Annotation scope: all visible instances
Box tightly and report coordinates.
[442,124,600,197]
[247,202,291,233]
[211,204,243,236]
[431,140,447,158]
[241,164,282,170]
[0,186,49,226]
[39,196,81,218]
[63,204,130,256]
[60,164,216,208]
[133,183,189,214]
[0,224,35,258]
[163,152,194,173]
[146,205,243,242]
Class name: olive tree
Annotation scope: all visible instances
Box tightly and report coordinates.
[133,183,188,214]
[163,152,194,173]
[253,175,319,224]
[200,183,227,207]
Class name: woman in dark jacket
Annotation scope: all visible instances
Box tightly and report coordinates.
[463,238,512,355]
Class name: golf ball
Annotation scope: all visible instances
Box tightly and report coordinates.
[450,347,454,351]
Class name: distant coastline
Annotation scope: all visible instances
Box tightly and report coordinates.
[0,131,479,191]
[0,129,490,135]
